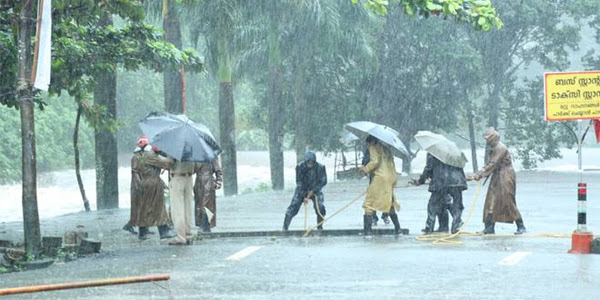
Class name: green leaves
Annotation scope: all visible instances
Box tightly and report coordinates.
[362,0,389,16]
[353,0,503,31]
[2,0,204,110]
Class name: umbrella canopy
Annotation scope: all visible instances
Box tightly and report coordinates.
[139,111,222,162]
[339,130,360,145]
[345,121,408,157]
[414,131,468,168]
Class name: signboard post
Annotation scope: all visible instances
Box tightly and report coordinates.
[544,71,596,254]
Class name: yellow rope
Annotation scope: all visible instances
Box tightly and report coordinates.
[416,182,572,244]
[416,182,483,245]
[303,191,367,237]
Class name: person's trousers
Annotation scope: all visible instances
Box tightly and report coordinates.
[448,188,464,231]
[425,191,447,231]
[285,189,326,220]
[170,176,194,242]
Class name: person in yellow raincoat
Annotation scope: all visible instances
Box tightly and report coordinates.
[360,135,401,236]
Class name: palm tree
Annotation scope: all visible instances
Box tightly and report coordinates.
[236,0,376,188]
[162,0,185,114]
[186,0,242,195]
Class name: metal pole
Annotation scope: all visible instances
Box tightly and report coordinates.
[578,121,583,183]
[0,274,170,296]
[577,120,587,232]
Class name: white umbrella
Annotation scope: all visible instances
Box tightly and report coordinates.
[414,131,468,168]
[345,121,408,157]
[339,130,360,145]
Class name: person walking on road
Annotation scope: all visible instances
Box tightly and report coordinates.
[283,151,327,231]
[194,157,223,233]
[468,127,526,235]
[360,135,401,236]
[362,146,390,226]
[168,157,196,245]
[414,153,467,234]
[129,136,175,240]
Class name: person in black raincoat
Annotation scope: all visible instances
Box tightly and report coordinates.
[362,146,390,226]
[415,153,467,234]
[283,151,327,231]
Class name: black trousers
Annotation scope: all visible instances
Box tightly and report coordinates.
[285,188,326,219]
[425,188,464,231]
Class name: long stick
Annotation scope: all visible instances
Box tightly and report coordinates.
[303,191,366,237]
[0,274,170,296]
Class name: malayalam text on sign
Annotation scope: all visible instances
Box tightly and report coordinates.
[544,71,600,121]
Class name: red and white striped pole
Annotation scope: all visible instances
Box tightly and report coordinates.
[577,183,588,232]
[569,122,594,254]
[569,183,593,254]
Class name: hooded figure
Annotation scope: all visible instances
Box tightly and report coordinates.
[194,156,223,233]
[471,127,526,235]
[283,151,327,231]
[417,153,467,234]
[129,136,175,240]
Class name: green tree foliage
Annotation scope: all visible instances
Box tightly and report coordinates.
[0,95,96,183]
[505,78,575,169]
[0,0,203,184]
[353,0,502,31]
[366,7,481,171]
[467,1,584,166]
[2,0,598,188]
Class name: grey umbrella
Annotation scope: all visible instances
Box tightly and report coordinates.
[345,121,408,157]
[139,111,221,162]
[414,131,468,168]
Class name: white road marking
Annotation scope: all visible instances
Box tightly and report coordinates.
[498,251,531,266]
[226,246,263,261]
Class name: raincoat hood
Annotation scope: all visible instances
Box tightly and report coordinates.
[484,127,500,147]
[304,151,317,163]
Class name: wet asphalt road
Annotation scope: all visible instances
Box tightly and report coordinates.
[1,171,599,299]
[1,235,598,300]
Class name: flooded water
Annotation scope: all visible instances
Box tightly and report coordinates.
[1,148,599,223]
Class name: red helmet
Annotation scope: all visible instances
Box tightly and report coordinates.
[137,135,149,147]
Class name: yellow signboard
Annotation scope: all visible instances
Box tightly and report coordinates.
[544,71,600,121]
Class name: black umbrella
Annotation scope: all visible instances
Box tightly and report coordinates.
[139,111,221,162]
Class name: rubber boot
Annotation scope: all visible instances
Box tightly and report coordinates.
[421,212,436,234]
[282,214,292,231]
[158,225,176,239]
[514,218,526,235]
[122,223,137,235]
[451,207,464,234]
[363,215,373,236]
[436,210,449,233]
[451,218,464,235]
[317,215,324,230]
[482,213,495,234]
[138,227,149,241]
[389,211,401,235]
[201,213,211,233]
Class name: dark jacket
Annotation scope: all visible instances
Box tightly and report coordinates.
[296,161,327,194]
[418,153,467,192]
[362,146,370,166]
